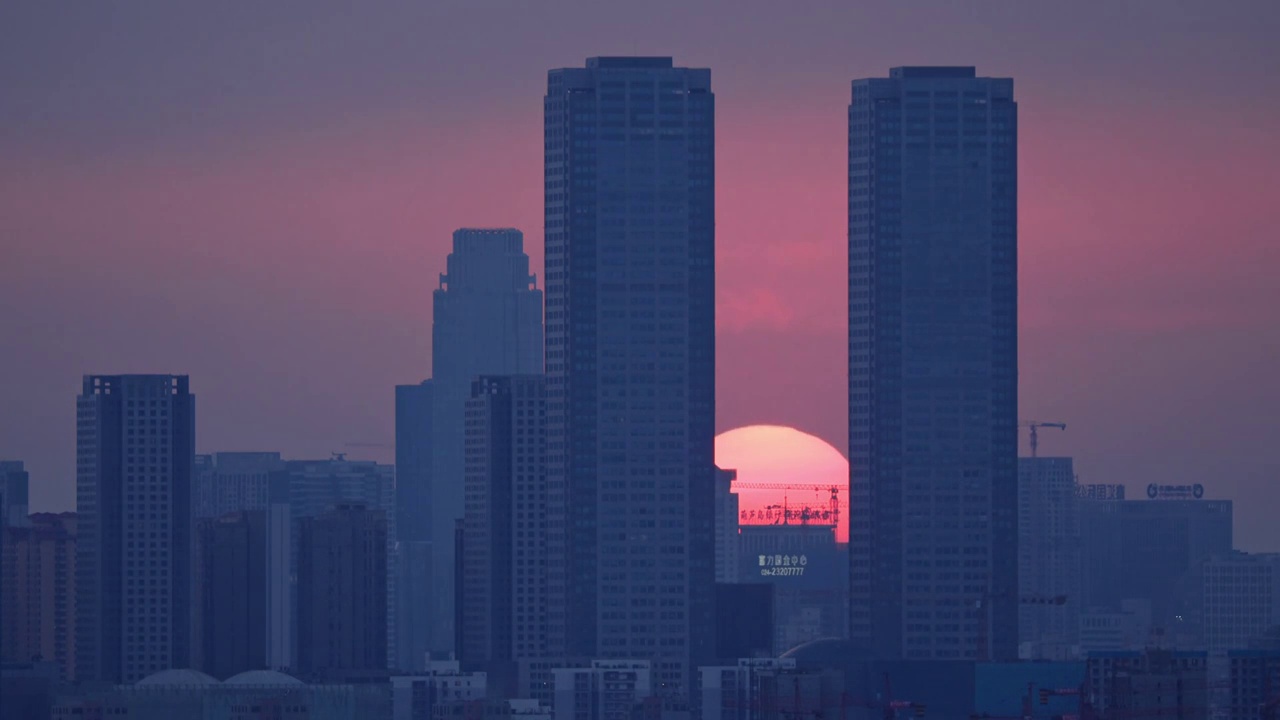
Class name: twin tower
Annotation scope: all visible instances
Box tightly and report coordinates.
[399,58,1017,694]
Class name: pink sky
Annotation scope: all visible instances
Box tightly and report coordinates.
[1,1,1278,548]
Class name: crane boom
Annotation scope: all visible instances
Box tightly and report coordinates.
[1020,421,1066,457]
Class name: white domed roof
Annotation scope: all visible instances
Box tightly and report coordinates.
[224,669,304,686]
[136,668,221,687]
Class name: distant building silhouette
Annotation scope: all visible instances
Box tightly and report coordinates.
[193,451,284,520]
[739,524,844,653]
[459,375,547,696]
[1,512,77,679]
[1017,457,1080,659]
[714,468,739,585]
[1080,495,1232,645]
[396,380,434,671]
[1201,552,1280,653]
[544,56,717,695]
[196,510,267,679]
[431,228,543,657]
[285,456,396,666]
[75,374,195,683]
[552,660,653,720]
[0,460,29,528]
[297,504,388,678]
[848,67,1019,661]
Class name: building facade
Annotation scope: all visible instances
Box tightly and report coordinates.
[848,67,1019,661]
[286,456,396,666]
[431,228,544,657]
[196,510,267,679]
[460,375,547,694]
[544,56,717,694]
[1017,457,1080,658]
[739,524,844,654]
[1,512,77,679]
[552,660,653,720]
[1,460,30,528]
[1203,553,1280,653]
[193,451,284,520]
[397,380,435,671]
[75,374,196,683]
[296,504,389,678]
[714,468,739,585]
[1080,497,1232,642]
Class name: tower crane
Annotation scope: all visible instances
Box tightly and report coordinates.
[1019,421,1066,458]
[731,483,844,528]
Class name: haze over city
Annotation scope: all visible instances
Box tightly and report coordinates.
[5,4,1280,718]
[3,2,1278,548]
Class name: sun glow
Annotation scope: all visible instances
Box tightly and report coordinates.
[715,425,849,543]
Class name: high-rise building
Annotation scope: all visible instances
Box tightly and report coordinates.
[544,56,717,694]
[1,460,30,528]
[848,67,1019,661]
[196,510,267,679]
[739,525,844,654]
[193,452,284,520]
[714,468,739,585]
[1228,650,1280,720]
[297,504,389,678]
[431,228,544,656]
[75,374,196,683]
[1085,649,1209,720]
[1,512,77,679]
[396,380,434,671]
[1202,553,1280,654]
[1017,457,1080,658]
[459,375,546,695]
[1080,495,1232,641]
[285,456,396,665]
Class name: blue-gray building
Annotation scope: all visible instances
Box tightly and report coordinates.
[395,380,434,671]
[544,56,716,695]
[76,374,196,683]
[848,67,1019,661]
[430,229,543,657]
[0,460,29,528]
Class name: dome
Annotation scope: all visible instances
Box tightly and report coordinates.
[136,668,220,687]
[779,638,875,666]
[224,669,304,686]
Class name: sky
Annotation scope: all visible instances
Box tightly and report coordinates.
[1,1,1278,547]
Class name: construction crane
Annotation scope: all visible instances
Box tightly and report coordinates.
[1020,421,1066,457]
[732,483,844,528]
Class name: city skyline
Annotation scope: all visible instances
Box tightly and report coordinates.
[3,3,1277,552]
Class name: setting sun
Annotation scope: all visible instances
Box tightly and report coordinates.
[715,425,849,543]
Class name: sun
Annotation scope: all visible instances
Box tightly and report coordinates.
[715,425,849,543]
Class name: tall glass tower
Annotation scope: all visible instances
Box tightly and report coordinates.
[430,228,543,655]
[847,67,1018,661]
[544,57,716,694]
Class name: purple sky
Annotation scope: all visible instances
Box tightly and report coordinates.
[2,1,1278,547]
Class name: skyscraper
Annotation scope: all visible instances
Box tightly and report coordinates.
[297,504,389,679]
[395,380,434,671]
[1017,457,1080,658]
[431,228,543,655]
[76,374,196,682]
[545,57,716,693]
[196,510,267,679]
[459,375,546,695]
[848,67,1019,660]
[1,512,77,679]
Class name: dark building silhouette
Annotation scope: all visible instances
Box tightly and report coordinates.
[196,510,267,679]
[848,67,1019,661]
[713,583,774,662]
[1080,496,1232,643]
[75,374,195,683]
[396,380,435,671]
[297,504,388,677]
[1017,457,1080,658]
[1,460,29,528]
[431,229,544,657]
[544,56,717,695]
[459,375,546,695]
[1,513,77,679]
